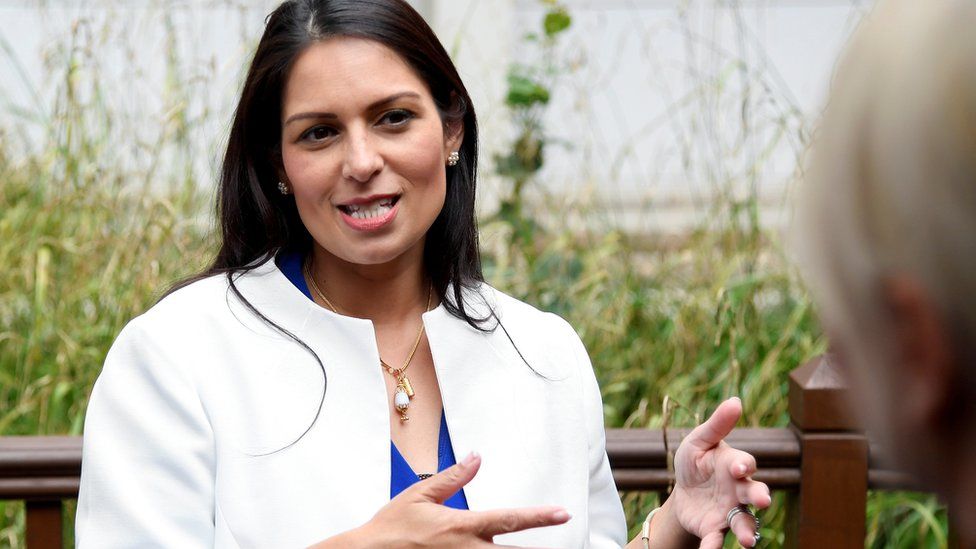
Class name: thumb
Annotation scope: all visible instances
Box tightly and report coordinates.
[416,452,481,504]
[684,397,742,451]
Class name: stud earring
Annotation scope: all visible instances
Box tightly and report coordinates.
[278,181,290,195]
[447,151,460,167]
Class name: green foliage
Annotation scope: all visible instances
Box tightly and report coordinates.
[479,2,950,548]
[491,0,575,280]
[543,9,572,37]
[0,14,213,547]
[867,492,949,549]
[505,73,551,107]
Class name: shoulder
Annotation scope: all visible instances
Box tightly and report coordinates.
[130,255,292,335]
[132,271,234,335]
[94,274,234,408]
[473,283,588,377]
[101,272,234,371]
[477,283,578,340]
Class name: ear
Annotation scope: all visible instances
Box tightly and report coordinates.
[271,146,290,186]
[884,276,959,432]
[277,170,290,187]
[443,119,465,160]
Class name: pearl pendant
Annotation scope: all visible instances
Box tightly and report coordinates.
[394,387,410,410]
[394,387,410,422]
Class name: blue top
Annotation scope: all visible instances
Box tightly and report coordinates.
[277,252,469,509]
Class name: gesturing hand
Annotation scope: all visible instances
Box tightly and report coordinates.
[357,452,570,548]
[669,397,771,548]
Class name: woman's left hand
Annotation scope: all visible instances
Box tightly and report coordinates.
[669,397,771,548]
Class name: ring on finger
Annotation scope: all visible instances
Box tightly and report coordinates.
[726,504,761,544]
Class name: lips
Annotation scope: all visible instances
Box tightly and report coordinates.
[337,194,400,219]
[336,194,401,231]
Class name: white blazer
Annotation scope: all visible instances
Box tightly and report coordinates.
[75,256,627,548]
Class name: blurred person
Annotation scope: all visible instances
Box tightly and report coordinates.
[74,1,769,547]
[796,0,976,545]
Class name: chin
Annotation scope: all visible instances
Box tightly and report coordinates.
[336,241,420,267]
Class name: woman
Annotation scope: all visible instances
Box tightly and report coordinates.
[796,0,976,545]
[75,1,769,547]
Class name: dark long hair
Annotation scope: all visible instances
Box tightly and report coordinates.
[168,0,484,327]
[162,0,491,453]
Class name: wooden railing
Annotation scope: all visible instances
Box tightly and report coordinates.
[607,354,927,548]
[0,356,950,547]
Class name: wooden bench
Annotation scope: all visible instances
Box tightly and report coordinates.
[0,356,956,547]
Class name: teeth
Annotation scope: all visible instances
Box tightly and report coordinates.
[345,197,395,220]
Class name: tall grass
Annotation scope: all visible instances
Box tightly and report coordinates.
[0,8,215,546]
[0,1,950,547]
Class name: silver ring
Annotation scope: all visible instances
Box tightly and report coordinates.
[727,505,761,544]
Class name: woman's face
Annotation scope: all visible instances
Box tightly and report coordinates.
[279,37,462,267]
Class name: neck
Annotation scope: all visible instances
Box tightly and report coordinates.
[306,244,432,326]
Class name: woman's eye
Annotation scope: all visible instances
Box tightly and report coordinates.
[300,125,337,143]
[379,109,415,127]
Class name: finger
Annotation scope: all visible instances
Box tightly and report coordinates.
[416,452,481,503]
[698,531,725,549]
[729,509,760,548]
[726,449,757,479]
[736,479,772,509]
[468,506,571,538]
[684,397,743,451]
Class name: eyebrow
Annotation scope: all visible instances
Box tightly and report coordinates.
[283,91,422,126]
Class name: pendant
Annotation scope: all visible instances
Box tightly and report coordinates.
[399,375,415,398]
[394,386,410,422]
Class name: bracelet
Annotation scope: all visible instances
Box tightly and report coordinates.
[640,506,662,549]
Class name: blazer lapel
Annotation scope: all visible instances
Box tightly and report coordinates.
[234,257,393,539]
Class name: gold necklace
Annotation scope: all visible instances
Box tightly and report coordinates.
[303,257,432,422]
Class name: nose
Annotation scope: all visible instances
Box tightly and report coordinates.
[341,127,383,183]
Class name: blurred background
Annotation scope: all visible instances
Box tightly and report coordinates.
[0,0,950,547]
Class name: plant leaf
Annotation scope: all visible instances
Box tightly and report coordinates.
[544,9,572,37]
[506,74,550,107]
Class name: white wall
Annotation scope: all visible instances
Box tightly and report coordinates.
[0,0,872,231]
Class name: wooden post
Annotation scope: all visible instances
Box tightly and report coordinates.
[948,508,963,549]
[25,499,63,548]
[786,355,868,548]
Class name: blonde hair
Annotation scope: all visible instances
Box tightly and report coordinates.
[796,0,976,369]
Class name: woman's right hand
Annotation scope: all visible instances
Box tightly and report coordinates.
[310,452,571,548]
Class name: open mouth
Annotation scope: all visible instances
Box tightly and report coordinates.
[337,195,401,220]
